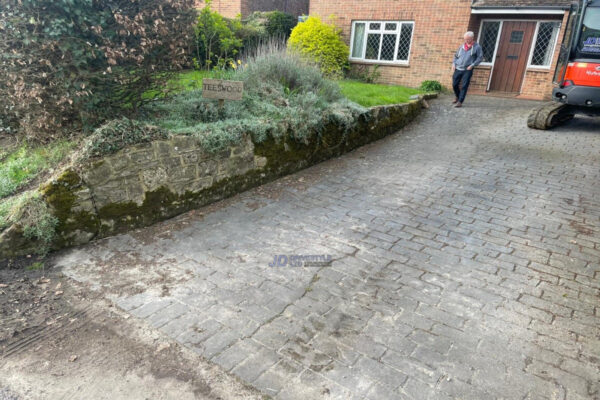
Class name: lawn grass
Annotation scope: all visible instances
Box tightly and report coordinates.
[0,191,30,230]
[176,70,213,91]
[338,80,422,107]
[143,70,234,100]
[172,72,423,107]
[0,140,75,200]
[0,141,18,162]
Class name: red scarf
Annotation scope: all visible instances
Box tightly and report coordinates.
[464,42,474,51]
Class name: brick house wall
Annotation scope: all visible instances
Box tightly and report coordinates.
[196,0,308,18]
[310,0,474,90]
[196,0,247,18]
[247,0,309,17]
[310,0,569,100]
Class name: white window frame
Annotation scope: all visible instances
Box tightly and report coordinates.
[477,19,503,67]
[349,20,415,65]
[527,21,562,69]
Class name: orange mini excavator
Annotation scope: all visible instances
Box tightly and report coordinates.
[528,0,600,129]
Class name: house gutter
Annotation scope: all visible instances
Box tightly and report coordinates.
[471,6,569,14]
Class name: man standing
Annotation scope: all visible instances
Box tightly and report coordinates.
[452,32,483,108]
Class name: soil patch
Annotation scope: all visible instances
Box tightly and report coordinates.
[0,265,267,400]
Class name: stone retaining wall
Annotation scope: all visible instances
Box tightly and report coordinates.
[0,97,432,260]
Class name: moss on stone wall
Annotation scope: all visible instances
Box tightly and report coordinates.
[40,169,100,249]
[95,168,270,236]
[41,170,80,221]
[0,98,430,262]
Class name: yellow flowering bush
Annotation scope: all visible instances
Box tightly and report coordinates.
[287,17,349,78]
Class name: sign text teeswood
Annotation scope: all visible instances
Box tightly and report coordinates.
[202,79,244,101]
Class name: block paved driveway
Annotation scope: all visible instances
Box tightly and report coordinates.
[55,96,600,400]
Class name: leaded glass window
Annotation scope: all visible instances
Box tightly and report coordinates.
[531,22,561,67]
[397,23,413,61]
[479,21,501,64]
[350,21,415,64]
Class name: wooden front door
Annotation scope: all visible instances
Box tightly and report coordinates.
[489,21,537,93]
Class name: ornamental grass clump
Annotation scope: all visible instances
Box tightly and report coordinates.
[241,48,342,104]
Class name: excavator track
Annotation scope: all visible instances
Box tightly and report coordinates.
[527,101,574,130]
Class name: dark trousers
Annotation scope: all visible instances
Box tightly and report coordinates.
[452,69,473,103]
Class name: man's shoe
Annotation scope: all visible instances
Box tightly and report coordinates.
[452,98,459,104]
[455,102,462,108]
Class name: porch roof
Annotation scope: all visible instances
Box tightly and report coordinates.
[471,0,571,9]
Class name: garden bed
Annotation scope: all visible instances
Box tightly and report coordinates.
[0,51,435,263]
[173,71,424,107]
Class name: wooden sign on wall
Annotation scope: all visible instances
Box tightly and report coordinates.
[202,79,244,101]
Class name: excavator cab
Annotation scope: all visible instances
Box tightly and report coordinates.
[528,0,600,129]
[553,2,581,86]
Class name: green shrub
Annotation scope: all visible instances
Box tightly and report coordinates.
[265,11,297,37]
[239,11,296,42]
[234,22,267,50]
[196,1,243,69]
[230,11,296,59]
[80,118,170,159]
[420,80,443,93]
[287,17,349,78]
